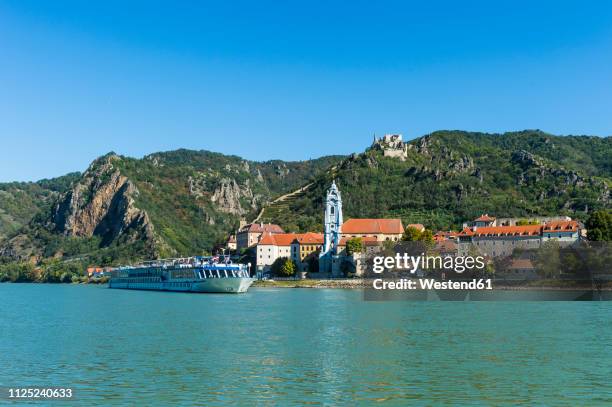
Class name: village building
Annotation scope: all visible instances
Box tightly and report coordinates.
[342,218,405,242]
[337,236,380,255]
[433,231,460,242]
[318,181,405,275]
[434,240,458,257]
[236,221,284,250]
[225,235,237,251]
[464,213,573,229]
[457,220,581,258]
[372,134,408,159]
[496,215,572,227]
[504,258,538,281]
[256,233,297,273]
[291,233,324,264]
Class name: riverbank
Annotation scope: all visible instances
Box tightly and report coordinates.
[253,278,612,290]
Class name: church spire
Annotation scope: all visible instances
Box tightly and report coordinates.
[319,181,343,274]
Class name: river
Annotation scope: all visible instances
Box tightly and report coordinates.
[1,284,610,405]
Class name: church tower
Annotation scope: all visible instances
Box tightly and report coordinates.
[319,181,343,273]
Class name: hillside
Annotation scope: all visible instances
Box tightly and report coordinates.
[1,130,610,268]
[0,151,344,265]
[0,173,81,241]
[258,130,611,232]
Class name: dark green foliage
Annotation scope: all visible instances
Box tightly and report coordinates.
[0,172,80,240]
[262,131,611,233]
[113,150,343,257]
[0,262,35,282]
[586,210,612,241]
[402,227,422,241]
[271,257,296,277]
[345,237,364,255]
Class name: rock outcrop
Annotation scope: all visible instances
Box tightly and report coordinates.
[51,155,156,246]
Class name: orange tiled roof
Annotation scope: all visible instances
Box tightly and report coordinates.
[475,214,496,222]
[258,233,299,246]
[471,225,542,237]
[434,231,460,241]
[342,218,404,234]
[241,223,285,234]
[293,232,324,245]
[458,227,475,237]
[542,220,579,232]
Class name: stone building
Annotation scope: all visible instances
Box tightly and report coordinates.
[291,233,324,264]
[457,220,581,258]
[256,233,297,273]
[226,235,237,251]
[236,221,284,250]
[372,134,408,159]
[256,232,325,274]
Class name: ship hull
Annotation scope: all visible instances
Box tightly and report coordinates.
[109,277,254,294]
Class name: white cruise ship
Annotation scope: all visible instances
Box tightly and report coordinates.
[109,256,253,293]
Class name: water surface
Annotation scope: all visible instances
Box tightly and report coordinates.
[1,284,611,405]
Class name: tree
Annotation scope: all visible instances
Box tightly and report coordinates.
[271,257,296,277]
[535,240,561,279]
[306,255,319,274]
[586,210,612,241]
[346,237,364,255]
[516,219,539,226]
[420,230,434,245]
[402,226,422,241]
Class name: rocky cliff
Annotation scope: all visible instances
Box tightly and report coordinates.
[259,130,612,232]
[0,150,343,265]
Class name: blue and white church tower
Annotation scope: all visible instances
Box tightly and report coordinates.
[319,181,343,274]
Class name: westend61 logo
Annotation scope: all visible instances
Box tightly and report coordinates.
[371,253,491,291]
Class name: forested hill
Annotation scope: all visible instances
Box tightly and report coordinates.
[0,173,81,241]
[1,130,610,268]
[0,150,343,265]
[259,130,611,232]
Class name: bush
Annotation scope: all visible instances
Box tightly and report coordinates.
[346,237,364,255]
[271,257,296,277]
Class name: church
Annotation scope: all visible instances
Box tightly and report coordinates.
[318,181,404,276]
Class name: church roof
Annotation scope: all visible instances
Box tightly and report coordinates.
[240,223,284,234]
[259,232,324,246]
[474,214,496,222]
[293,232,324,245]
[342,218,404,234]
[258,233,298,246]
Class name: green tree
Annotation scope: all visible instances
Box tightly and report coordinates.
[419,230,434,245]
[346,237,364,255]
[271,257,296,277]
[306,255,319,274]
[516,219,539,226]
[586,210,612,241]
[402,226,422,241]
[535,240,561,279]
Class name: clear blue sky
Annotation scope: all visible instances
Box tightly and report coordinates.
[1,1,611,182]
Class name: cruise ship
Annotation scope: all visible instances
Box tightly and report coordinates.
[109,256,254,293]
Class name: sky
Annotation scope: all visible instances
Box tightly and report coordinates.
[1,1,611,182]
